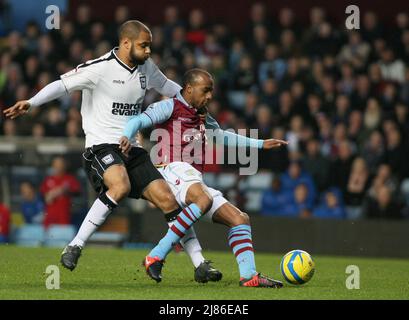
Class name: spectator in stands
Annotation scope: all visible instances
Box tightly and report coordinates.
[275,7,301,41]
[281,160,316,207]
[378,47,406,83]
[73,3,93,42]
[244,2,272,45]
[347,110,363,144]
[254,104,272,139]
[303,138,330,192]
[32,123,45,139]
[363,185,403,219]
[20,181,44,224]
[276,91,294,128]
[367,164,400,200]
[329,140,355,193]
[43,106,65,137]
[313,188,345,219]
[66,119,82,139]
[360,130,384,175]
[248,24,271,63]
[186,8,207,47]
[108,5,130,45]
[286,115,303,153]
[280,183,312,218]
[394,102,409,138]
[331,94,350,125]
[337,31,370,69]
[0,200,10,243]
[361,11,384,43]
[40,156,81,228]
[229,54,257,96]
[337,63,356,95]
[258,44,287,83]
[162,5,184,45]
[344,157,371,219]
[267,126,289,172]
[23,55,41,89]
[306,22,340,59]
[261,175,290,216]
[383,126,409,180]
[2,118,17,136]
[351,74,371,111]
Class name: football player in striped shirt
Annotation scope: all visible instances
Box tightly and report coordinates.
[122,69,287,287]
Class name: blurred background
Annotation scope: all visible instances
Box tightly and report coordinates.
[0,0,408,257]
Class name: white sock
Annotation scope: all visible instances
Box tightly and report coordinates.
[169,222,205,268]
[69,196,115,247]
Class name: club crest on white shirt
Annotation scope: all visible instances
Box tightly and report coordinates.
[139,74,146,89]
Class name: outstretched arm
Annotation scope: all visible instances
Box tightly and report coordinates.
[205,115,288,149]
[3,80,67,119]
[4,63,100,119]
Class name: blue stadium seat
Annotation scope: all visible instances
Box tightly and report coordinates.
[202,173,216,187]
[43,224,76,248]
[216,173,237,190]
[247,172,274,190]
[88,232,125,247]
[244,191,263,212]
[14,224,45,247]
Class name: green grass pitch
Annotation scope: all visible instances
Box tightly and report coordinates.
[0,245,408,300]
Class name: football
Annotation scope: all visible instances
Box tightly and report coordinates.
[280,250,315,285]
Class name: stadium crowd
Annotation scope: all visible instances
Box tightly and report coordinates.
[1,2,409,236]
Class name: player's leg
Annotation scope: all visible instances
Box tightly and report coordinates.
[125,158,211,282]
[68,164,129,247]
[181,183,223,283]
[61,145,130,271]
[157,164,222,283]
[211,202,283,288]
[142,180,213,282]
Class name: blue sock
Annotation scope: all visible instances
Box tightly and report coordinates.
[228,224,257,279]
[149,203,202,260]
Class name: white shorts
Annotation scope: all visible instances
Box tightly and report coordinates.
[157,162,228,222]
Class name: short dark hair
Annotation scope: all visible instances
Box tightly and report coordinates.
[118,20,150,42]
[182,68,212,88]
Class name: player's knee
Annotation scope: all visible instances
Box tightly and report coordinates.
[195,193,213,214]
[109,181,131,200]
[231,211,250,226]
[156,192,179,212]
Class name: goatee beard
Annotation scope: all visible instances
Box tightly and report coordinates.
[130,54,145,66]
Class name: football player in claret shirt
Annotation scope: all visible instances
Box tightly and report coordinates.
[4,21,221,282]
[122,68,288,287]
